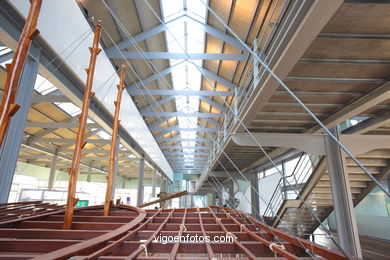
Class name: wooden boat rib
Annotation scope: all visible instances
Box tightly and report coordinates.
[0,202,356,260]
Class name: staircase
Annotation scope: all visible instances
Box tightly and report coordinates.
[264,149,390,237]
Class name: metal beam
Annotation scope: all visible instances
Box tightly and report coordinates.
[162,145,210,150]
[198,96,226,112]
[159,137,212,143]
[163,151,208,156]
[32,95,66,105]
[126,62,237,92]
[318,32,390,40]
[299,57,390,65]
[129,89,234,96]
[140,96,175,113]
[168,158,207,162]
[0,50,12,63]
[203,117,222,128]
[31,138,111,144]
[324,127,362,257]
[136,158,145,206]
[47,154,58,189]
[27,116,77,142]
[142,112,225,118]
[150,126,219,133]
[231,133,390,156]
[152,169,156,197]
[250,172,260,219]
[308,79,390,133]
[106,14,246,54]
[0,45,40,202]
[345,0,390,3]
[343,111,390,134]
[126,62,182,91]
[25,122,98,129]
[109,51,247,61]
[198,67,238,91]
[285,76,383,83]
[30,94,70,103]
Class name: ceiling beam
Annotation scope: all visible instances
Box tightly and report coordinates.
[25,122,98,129]
[160,137,212,143]
[299,58,390,65]
[285,76,383,84]
[308,79,390,133]
[142,112,225,118]
[128,89,234,97]
[105,14,246,54]
[150,126,219,133]
[0,94,71,103]
[140,96,176,113]
[163,151,208,156]
[342,111,390,135]
[21,141,106,174]
[198,96,226,112]
[126,64,238,91]
[161,145,210,150]
[318,33,390,40]
[109,51,247,61]
[0,50,13,63]
[27,116,78,142]
[31,138,111,144]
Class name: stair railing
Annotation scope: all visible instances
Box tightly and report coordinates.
[264,153,321,218]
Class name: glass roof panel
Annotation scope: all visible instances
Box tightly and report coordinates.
[161,0,207,172]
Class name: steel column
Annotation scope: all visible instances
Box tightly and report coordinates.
[324,127,362,258]
[0,0,42,148]
[122,176,126,189]
[250,172,260,219]
[0,45,40,203]
[86,162,92,182]
[152,170,156,197]
[47,154,58,189]
[226,181,234,207]
[136,158,145,206]
[160,176,165,192]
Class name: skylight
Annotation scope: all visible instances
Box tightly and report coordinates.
[34,74,57,95]
[161,0,207,172]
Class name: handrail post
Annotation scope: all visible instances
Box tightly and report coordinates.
[0,0,42,148]
[104,67,125,216]
[63,21,102,229]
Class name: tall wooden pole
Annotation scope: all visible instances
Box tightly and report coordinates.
[103,67,125,216]
[0,0,42,148]
[63,21,102,229]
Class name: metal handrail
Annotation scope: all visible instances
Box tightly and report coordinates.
[264,153,321,217]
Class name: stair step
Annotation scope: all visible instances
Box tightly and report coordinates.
[352,149,390,159]
[324,167,381,175]
[317,180,368,188]
[346,158,389,167]
[320,173,373,181]
[312,187,361,194]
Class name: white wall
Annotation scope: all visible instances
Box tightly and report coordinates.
[259,174,282,215]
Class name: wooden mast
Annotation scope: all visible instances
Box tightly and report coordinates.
[0,0,42,148]
[103,67,126,216]
[63,21,102,229]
